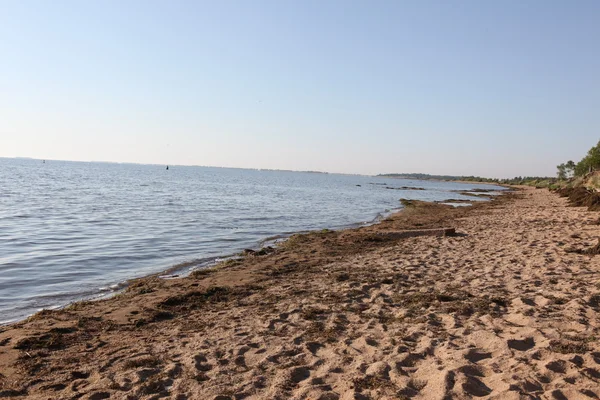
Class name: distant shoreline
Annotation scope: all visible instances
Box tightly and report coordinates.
[383,175,508,187]
[379,173,557,188]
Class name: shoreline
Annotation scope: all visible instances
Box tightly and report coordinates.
[0,200,450,327]
[0,200,408,326]
[2,187,599,399]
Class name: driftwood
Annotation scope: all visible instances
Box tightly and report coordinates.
[376,228,456,240]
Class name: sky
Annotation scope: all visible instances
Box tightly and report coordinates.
[1,1,599,178]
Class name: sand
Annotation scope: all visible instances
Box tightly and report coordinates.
[1,187,599,399]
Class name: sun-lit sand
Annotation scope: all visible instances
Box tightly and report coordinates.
[1,187,599,399]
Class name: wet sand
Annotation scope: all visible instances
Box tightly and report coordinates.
[1,187,600,399]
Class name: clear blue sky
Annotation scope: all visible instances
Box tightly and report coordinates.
[1,0,598,177]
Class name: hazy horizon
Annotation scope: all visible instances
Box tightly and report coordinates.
[1,155,562,180]
[2,1,599,178]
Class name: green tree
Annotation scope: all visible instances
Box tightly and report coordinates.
[565,160,576,178]
[556,163,567,180]
[588,141,600,169]
[574,140,600,176]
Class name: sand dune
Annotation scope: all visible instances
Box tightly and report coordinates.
[1,187,599,399]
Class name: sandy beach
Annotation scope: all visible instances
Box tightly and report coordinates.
[1,187,599,399]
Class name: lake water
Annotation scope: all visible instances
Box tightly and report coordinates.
[0,158,504,323]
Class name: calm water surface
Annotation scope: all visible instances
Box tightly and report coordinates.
[0,158,504,323]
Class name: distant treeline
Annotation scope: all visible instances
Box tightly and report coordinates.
[378,139,600,189]
[377,173,554,185]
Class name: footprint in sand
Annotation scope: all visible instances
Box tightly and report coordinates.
[396,352,423,368]
[457,364,486,377]
[289,367,311,383]
[194,354,212,371]
[71,371,90,379]
[397,378,428,398]
[464,349,492,363]
[507,337,535,351]
[365,361,390,379]
[551,390,569,400]
[583,367,600,379]
[305,341,324,355]
[88,392,111,400]
[233,355,246,368]
[545,360,567,374]
[509,379,543,395]
[269,365,311,394]
[461,375,492,397]
[39,383,66,391]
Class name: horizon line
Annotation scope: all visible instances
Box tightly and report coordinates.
[1,156,553,181]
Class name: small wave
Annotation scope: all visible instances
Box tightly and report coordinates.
[261,233,290,242]
[161,256,226,276]
[369,207,403,224]
[100,282,127,291]
[441,202,472,207]
[260,235,291,248]
[234,216,272,222]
